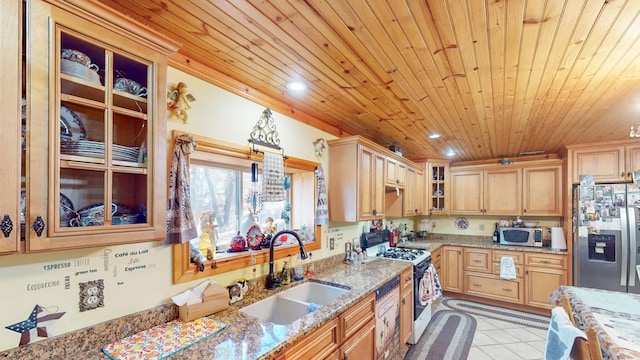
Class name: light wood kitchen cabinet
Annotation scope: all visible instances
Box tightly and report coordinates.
[276,292,375,360]
[0,0,21,254]
[274,318,339,360]
[464,248,491,273]
[442,246,463,293]
[484,168,521,215]
[400,268,413,345]
[339,318,376,360]
[524,253,567,309]
[568,141,640,183]
[450,168,520,215]
[403,166,424,216]
[450,170,483,215]
[23,0,179,251]
[328,137,386,222]
[427,160,449,215]
[451,161,562,216]
[432,247,442,275]
[522,164,562,216]
[386,157,406,188]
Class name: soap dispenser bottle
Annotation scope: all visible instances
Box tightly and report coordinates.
[280,260,290,285]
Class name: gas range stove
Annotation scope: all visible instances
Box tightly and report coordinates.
[361,230,431,265]
[370,246,431,265]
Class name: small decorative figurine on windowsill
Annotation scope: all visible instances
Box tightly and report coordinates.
[167,82,195,123]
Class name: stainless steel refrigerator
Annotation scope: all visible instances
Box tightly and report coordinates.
[574,183,640,293]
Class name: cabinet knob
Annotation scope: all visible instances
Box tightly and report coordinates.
[402,298,406,305]
[32,216,45,237]
[628,172,632,178]
[372,209,377,216]
[0,214,13,237]
[622,172,626,178]
[523,208,527,213]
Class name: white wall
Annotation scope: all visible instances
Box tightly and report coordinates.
[0,67,337,352]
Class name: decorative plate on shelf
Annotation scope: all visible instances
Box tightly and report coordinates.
[246,224,264,250]
[60,105,86,142]
[455,217,469,230]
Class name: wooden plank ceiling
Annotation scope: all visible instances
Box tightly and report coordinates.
[99,0,640,162]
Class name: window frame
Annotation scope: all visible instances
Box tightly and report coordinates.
[171,130,321,284]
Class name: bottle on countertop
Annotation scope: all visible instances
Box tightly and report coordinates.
[280,260,290,285]
[493,223,499,243]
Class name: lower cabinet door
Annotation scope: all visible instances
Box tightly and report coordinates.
[400,287,413,345]
[465,273,524,304]
[340,319,375,360]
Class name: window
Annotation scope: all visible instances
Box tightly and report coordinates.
[188,162,290,250]
[171,130,321,284]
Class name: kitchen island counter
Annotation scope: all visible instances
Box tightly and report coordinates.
[550,285,640,359]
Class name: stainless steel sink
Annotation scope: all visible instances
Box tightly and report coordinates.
[240,282,350,325]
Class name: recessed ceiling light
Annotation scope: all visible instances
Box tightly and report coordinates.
[428,133,441,139]
[286,81,307,92]
[446,149,456,157]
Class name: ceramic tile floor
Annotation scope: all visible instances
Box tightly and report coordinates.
[395,300,548,360]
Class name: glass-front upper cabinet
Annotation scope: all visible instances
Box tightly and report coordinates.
[24,0,179,252]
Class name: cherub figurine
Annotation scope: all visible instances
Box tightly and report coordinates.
[167,82,195,123]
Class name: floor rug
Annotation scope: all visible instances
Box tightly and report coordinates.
[442,298,550,330]
[404,310,476,360]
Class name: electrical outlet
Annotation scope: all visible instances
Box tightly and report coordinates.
[329,238,335,250]
[79,279,104,312]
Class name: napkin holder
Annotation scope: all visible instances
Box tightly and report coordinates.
[179,282,229,322]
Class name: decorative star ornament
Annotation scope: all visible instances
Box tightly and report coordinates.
[5,305,65,346]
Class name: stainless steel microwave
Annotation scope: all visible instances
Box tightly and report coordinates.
[499,227,543,247]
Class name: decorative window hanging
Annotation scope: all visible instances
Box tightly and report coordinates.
[248,108,287,203]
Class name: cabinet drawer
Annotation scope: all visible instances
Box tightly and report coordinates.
[401,268,413,291]
[492,250,523,264]
[464,248,491,273]
[340,293,375,341]
[465,274,523,304]
[525,253,566,269]
[491,262,524,278]
[281,318,339,360]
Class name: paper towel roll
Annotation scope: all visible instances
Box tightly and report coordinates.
[551,227,567,250]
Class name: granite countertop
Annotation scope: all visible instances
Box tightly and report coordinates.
[83,257,410,360]
[398,235,569,255]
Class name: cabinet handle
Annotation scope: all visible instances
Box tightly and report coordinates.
[541,260,551,264]
[472,259,481,263]
[402,298,406,305]
[32,216,45,237]
[628,172,632,178]
[503,288,513,292]
[622,172,626,178]
[1,214,14,237]
[472,283,481,287]
[372,209,377,216]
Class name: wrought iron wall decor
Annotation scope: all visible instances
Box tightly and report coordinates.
[248,108,284,153]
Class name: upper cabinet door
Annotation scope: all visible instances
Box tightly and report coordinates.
[0,0,21,254]
[24,0,177,251]
[450,170,483,215]
[523,165,562,216]
[572,146,625,184]
[484,168,521,216]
